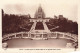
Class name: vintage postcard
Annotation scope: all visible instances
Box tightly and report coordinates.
[0,0,80,53]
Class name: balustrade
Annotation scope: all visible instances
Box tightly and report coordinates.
[2,32,78,43]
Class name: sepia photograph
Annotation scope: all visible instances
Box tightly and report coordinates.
[1,0,78,52]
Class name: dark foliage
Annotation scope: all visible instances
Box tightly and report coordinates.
[2,13,31,35]
[46,16,78,35]
[35,22,44,30]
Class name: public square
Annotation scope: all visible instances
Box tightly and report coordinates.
[6,38,74,48]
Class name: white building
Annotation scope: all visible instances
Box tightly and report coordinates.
[29,5,50,22]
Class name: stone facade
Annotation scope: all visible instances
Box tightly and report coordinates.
[34,5,45,19]
[29,5,50,22]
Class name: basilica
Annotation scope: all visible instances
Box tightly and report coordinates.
[30,5,50,22]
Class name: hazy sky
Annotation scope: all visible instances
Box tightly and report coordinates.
[2,0,78,22]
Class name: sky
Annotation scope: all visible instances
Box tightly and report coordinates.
[2,0,78,22]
